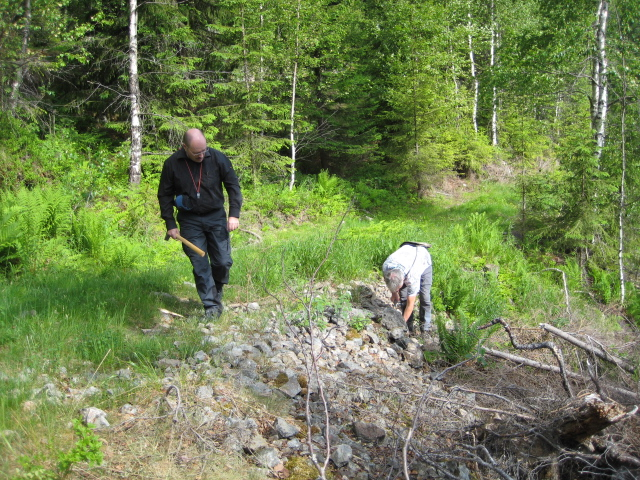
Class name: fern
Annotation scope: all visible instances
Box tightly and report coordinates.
[436,314,486,364]
[0,209,21,273]
[71,210,112,259]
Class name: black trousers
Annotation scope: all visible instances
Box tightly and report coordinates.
[177,209,232,311]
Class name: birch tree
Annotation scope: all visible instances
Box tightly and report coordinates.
[489,0,499,146]
[467,8,479,134]
[128,0,142,185]
[591,0,609,163]
[288,0,301,190]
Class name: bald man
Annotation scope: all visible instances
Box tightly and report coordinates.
[158,129,243,318]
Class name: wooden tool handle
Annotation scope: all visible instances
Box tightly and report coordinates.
[176,235,206,257]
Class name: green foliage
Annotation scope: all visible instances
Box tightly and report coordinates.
[0,187,73,272]
[12,419,103,479]
[57,419,104,474]
[588,263,619,305]
[435,314,487,364]
[71,210,112,260]
[624,284,640,327]
[348,313,370,333]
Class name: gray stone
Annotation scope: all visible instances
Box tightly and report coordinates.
[279,377,302,398]
[253,341,273,356]
[274,417,300,439]
[287,438,302,449]
[353,421,385,444]
[350,307,374,319]
[404,349,425,369]
[237,358,259,379]
[194,406,219,424]
[202,335,218,345]
[157,358,182,369]
[34,383,64,401]
[385,347,400,360]
[253,447,281,468]
[80,407,109,428]
[195,385,214,400]
[193,350,209,363]
[376,306,406,331]
[364,330,380,344]
[336,361,365,374]
[244,431,269,452]
[247,302,261,312]
[120,403,138,415]
[394,336,411,349]
[331,444,353,468]
[81,386,101,397]
[249,381,273,397]
[115,368,132,379]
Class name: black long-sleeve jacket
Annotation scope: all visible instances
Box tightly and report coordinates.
[157,147,243,231]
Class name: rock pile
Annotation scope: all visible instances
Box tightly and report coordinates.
[139,282,475,479]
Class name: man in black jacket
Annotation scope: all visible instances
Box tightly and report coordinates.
[158,129,243,318]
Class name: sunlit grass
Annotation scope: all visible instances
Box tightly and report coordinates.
[0,178,621,479]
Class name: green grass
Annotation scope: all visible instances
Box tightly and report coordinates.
[0,177,632,479]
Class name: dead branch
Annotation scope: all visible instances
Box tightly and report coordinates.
[540,323,636,375]
[450,386,536,413]
[403,357,477,480]
[484,348,640,404]
[480,318,574,397]
[238,228,262,242]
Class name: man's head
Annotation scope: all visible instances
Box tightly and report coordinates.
[182,129,207,162]
[383,267,404,293]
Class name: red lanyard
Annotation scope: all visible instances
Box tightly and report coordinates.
[185,160,203,199]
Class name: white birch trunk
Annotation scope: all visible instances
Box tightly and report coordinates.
[618,35,628,304]
[592,0,608,162]
[490,0,498,146]
[289,0,301,191]
[467,10,478,134]
[619,100,626,303]
[9,0,31,113]
[289,60,298,191]
[128,0,142,185]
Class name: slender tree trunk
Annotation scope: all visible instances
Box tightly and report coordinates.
[289,60,298,191]
[592,0,608,163]
[9,0,32,113]
[128,0,142,185]
[289,0,301,191]
[490,0,498,146]
[467,9,478,134]
[617,14,628,303]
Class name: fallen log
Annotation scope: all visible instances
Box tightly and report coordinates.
[541,393,635,446]
[540,323,636,375]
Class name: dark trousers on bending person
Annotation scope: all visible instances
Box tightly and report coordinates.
[177,209,232,313]
[399,264,433,333]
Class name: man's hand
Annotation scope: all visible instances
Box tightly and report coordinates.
[227,216,239,232]
[167,228,180,239]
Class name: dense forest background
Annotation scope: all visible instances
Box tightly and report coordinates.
[2,0,640,308]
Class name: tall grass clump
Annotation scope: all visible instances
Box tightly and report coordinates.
[0,266,183,372]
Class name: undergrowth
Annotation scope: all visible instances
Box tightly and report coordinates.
[0,178,635,478]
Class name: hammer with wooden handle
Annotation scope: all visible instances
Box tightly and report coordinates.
[164,233,206,257]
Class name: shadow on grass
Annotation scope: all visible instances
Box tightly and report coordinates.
[0,264,199,371]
